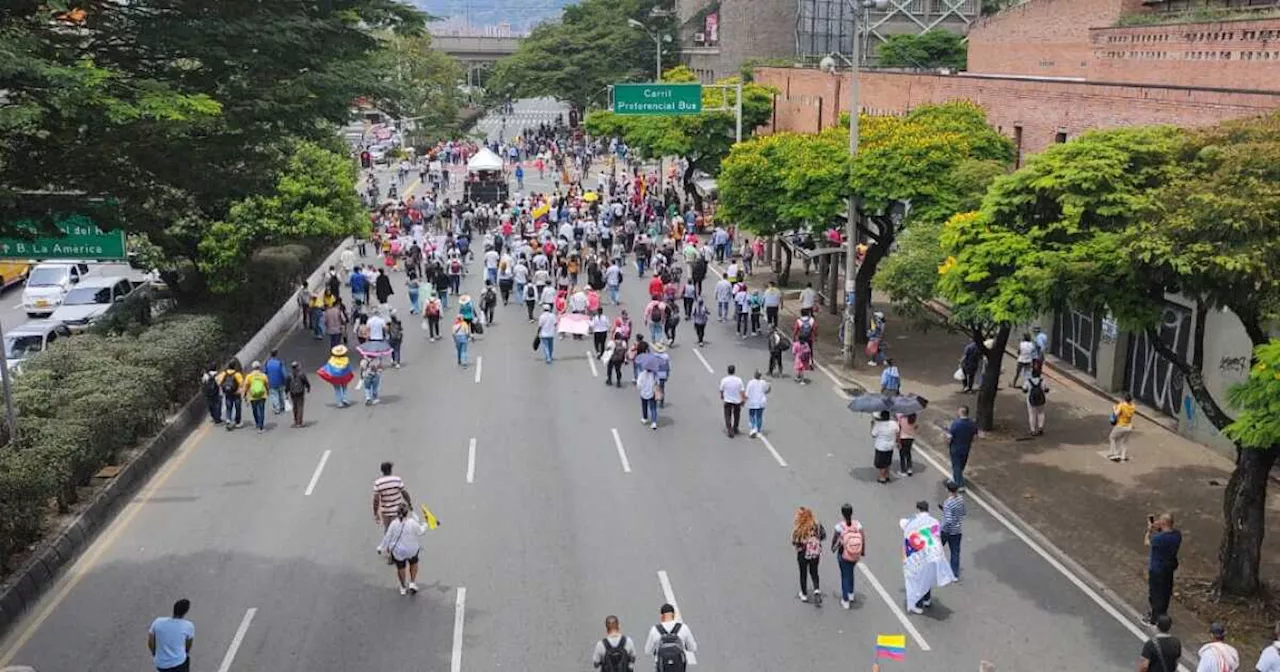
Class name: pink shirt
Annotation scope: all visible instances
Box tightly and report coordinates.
[897,414,917,439]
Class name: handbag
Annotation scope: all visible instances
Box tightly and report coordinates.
[953,367,965,382]
[532,333,541,351]
[865,339,879,357]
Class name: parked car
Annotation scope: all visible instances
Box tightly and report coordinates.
[49,276,139,332]
[4,319,71,373]
[21,261,91,317]
[0,260,32,290]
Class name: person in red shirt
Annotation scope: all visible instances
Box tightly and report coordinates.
[648,273,664,300]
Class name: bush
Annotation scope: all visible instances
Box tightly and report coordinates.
[0,313,226,567]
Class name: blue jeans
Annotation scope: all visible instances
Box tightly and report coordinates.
[950,448,970,489]
[408,289,420,314]
[942,532,962,579]
[640,397,658,423]
[608,285,620,305]
[485,268,497,284]
[364,374,381,401]
[838,556,857,602]
[455,335,469,365]
[223,396,242,425]
[440,289,449,309]
[717,301,729,321]
[332,384,349,406]
[748,407,765,432]
[310,308,324,337]
[269,387,285,414]
[649,322,663,343]
[250,398,266,429]
[391,341,402,365]
[515,281,526,303]
[636,257,646,276]
[540,336,554,363]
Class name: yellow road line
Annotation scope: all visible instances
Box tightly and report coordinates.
[0,422,213,665]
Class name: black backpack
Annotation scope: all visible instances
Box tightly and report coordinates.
[654,623,686,672]
[1028,379,1046,407]
[599,635,632,672]
[220,372,239,397]
[203,374,220,399]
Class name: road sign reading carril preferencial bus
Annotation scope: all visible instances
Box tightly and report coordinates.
[0,214,127,260]
[613,83,703,116]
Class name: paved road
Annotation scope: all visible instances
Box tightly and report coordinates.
[474,97,567,144]
[1,117,1148,672]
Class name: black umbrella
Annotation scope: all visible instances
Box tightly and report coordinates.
[847,393,928,416]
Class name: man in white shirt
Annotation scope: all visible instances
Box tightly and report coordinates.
[537,305,558,364]
[604,261,623,305]
[483,247,500,284]
[799,282,816,312]
[366,310,387,342]
[714,277,733,322]
[719,364,746,438]
[745,371,771,438]
[644,604,697,667]
[1254,622,1280,672]
[1197,622,1239,672]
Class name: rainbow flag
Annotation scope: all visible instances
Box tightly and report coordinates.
[876,634,906,662]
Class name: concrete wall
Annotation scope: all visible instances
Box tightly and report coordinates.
[1090,18,1280,91]
[679,0,797,81]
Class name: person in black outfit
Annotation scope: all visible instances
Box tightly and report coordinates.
[1138,615,1181,672]
[1144,513,1181,625]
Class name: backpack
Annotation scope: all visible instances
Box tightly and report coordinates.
[803,534,822,560]
[248,376,267,398]
[599,636,632,672]
[357,323,371,339]
[1028,379,1046,407]
[450,259,462,274]
[387,320,403,343]
[287,374,307,396]
[426,300,441,317]
[654,623,686,672]
[797,317,813,343]
[840,521,865,563]
[221,372,239,396]
[203,374,220,398]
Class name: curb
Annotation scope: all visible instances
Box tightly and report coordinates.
[0,238,354,642]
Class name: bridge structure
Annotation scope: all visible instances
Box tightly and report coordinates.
[432,35,521,87]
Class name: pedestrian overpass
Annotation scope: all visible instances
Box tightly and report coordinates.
[432,35,521,87]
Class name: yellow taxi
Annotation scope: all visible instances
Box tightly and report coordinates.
[0,261,32,290]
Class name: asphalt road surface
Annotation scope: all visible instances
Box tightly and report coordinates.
[474,97,568,144]
[1,126,1151,672]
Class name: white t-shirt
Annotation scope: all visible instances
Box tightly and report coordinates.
[871,419,900,452]
[513,263,529,283]
[719,375,745,404]
[484,250,499,269]
[537,311,558,337]
[366,315,386,341]
[1017,340,1036,364]
[1256,642,1280,672]
[745,378,770,409]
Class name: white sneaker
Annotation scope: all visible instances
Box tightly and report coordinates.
[908,605,923,614]
[399,586,407,596]
[798,592,808,602]
[641,417,648,424]
[408,582,418,594]
[749,429,758,438]
[650,422,657,430]
[841,599,851,610]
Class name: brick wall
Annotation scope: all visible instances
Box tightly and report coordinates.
[967,0,1148,77]
[754,67,1280,159]
[1090,18,1280,91]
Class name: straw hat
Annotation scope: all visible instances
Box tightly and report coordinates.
[652,342,668,353]
[331,345,349,356]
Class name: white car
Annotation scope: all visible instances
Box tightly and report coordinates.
[4,320,71,373]
[49,276,137,332]
[21,262,91,317]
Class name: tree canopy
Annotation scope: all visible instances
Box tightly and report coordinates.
[876,29,968,70]
[486,0,676,111]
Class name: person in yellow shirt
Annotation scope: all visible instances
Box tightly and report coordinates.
[1108,392,1136,462]
[216,362,245,430]
[308,291,325,340]
[242,361,271,434]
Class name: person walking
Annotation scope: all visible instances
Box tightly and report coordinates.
[718,364,745,438]
[790,506,826,604]
[375,268,394,306]
[1251,621,1280,672]
[323,300,347,348]
[792,337,813,385]
[745,371,770,438]
[423,292,443,341]
[1010,332,1035,387]
[201,363,222,425]
[763,281,782,329]
[1138,615,1181,672]
[373,461,412,530]
[643,604,697,671]
[243,361,270,433]
[903,501,953,615]
[452,315,472,368]
[285,361,310,427]
[591,308,610,358]
[376,503,429,596]
[940,480,966,579]
[691,296,709,347]
[407,274,421,315]
[359,356,383,405]
[960,339,981,393]
[714,276,732,322]
[871,411,899,484]
[481,281,498,327]
[591,615,637,672]
[216,360,244,430]
[831,503,865,609]
[537,304,558,364]
[637,365,659,430]
[264,349,287,415]
[1022,365,1049,436]
[896,412,917,476]
[1108,393,1137,462]
[1144,513,1181,625]
[944,406,980,490]
[148,598,194,672]
[317,345,354,408]
[387,311,404,368]
[767,326,788,377]
[1197,623,1240,672]
[880,359,901,395]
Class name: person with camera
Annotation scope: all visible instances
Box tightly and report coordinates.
[1144,512,1182,625]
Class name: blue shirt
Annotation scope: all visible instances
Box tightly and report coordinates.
[350,272,367,293]
[149,616,194,669]
[1149,529,1181,573]
[948,417,979,452]
[265,357,287,387]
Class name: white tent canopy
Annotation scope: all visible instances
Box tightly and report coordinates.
[467,147,504,172]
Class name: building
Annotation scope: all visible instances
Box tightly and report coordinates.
[753,0,1280,447]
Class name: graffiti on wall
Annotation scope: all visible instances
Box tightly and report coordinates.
[1126,302,1191,417]
[1219,356,1248,374]
[1052,306,1100,376]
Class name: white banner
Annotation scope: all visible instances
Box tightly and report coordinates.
[901,513,956,607]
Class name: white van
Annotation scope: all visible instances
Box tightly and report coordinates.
[21,262,91,317]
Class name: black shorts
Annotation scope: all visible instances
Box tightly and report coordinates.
[158,659,191,672]
[394,553,420,569]
[873,450,894,469]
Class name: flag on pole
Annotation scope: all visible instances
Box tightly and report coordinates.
[876,634,906,661]
[420,504,440,530]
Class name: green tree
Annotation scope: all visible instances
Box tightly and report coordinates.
[876,29,968,70]
[585,67,775,208]
[487,0,675,111]
[372,34,465,146]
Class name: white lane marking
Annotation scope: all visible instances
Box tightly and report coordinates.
[758,434,788,468]
[216,607,258,672]
[815,361,846,389]
[656,570,698,665]
[611,428,632,473]
[587,350,599,377]
[466,438,477,484]
[304,450,331,496]
[474,356,483,384]
[856,563,931,652]
[831,383,852,400]
[451,587,467,672]
[691,348,714,374]
[909,446,1187,669]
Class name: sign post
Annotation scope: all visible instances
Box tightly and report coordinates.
[0,214,127,260]
[612,83,703,116]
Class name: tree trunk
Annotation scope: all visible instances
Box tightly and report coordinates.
[1217,444,1279,596]
[975,324,1012,431]
[853,236,891,345]
[779,243,793,286]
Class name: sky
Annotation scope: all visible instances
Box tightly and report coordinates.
[413,0,574,32]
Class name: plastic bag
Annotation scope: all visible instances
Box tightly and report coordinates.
[953,367,965,382]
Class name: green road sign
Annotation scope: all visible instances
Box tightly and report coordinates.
[0,214,127,260]
[613,83,703,116]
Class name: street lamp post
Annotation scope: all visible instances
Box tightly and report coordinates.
[628,18,674,206]
[842,0,888,368]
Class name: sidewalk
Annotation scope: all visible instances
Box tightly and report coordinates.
[715,259,1280,662]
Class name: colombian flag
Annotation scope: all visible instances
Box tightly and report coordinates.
[876,634,906,662]
[420,504,440,530]
[316,354,354,386]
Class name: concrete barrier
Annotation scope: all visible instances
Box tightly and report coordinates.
[0,237,353,640]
